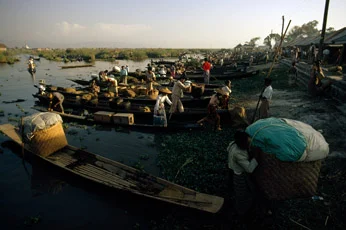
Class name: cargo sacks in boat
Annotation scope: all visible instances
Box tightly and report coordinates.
[191,83,205,98]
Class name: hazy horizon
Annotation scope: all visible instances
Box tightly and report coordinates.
[1,0,345,49]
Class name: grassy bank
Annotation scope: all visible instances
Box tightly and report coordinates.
[0,50,20,64]
[5,48,213,63]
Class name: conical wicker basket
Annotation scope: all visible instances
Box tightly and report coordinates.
[30,122,68,157]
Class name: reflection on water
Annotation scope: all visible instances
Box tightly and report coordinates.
[31,160,67,197]
[29,71,35,83]
[0,56,175,229]
[0,139,203,230]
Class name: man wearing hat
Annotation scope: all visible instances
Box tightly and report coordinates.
[38,80,46,95]
[154,87,172,127]
[169,75,191,120]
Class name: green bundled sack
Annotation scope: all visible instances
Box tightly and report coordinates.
[245,118,307,162]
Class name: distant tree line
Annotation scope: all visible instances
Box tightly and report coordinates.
[0,20,338,64]
[244,20,335,49]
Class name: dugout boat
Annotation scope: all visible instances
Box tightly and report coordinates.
[32,106,204,132]
[60,64,94,69]
[32,92,232,123]
[0,122,224,213]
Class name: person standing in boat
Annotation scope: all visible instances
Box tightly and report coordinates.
[169,75,191,120]
[170,64,176,79]
[145,66,156,95]
[48,92,65,114]
[202,58,212,84]
[153,88,172,127]
[120,66,128,85]
[28,57,35,71]
[125,65,130,74]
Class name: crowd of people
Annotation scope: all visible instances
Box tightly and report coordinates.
[36,54,337,224]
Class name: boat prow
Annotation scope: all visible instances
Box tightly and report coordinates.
[0,123,224,213]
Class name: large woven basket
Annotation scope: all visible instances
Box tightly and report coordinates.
[30,122,68,157]
[252,148,322,200]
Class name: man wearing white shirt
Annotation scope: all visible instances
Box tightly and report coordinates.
[259,78,273,119]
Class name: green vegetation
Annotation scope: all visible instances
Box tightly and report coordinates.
[1,48,210,64]
[0,50,20,64]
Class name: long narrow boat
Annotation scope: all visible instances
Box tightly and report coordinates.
[28,66,36,74]
[32,106,204,132]
[33,91,212,110]
[60,64,94,69]
[32,93,232,123]
[0,123,224,213]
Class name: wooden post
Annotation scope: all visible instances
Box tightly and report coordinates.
[318,0,330,60]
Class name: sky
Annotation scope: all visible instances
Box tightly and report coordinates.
[0,0,345,49]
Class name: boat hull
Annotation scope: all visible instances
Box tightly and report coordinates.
[0,123,224,213]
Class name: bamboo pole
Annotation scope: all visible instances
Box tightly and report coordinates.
[266,19,291,78]
[251,17,291,123]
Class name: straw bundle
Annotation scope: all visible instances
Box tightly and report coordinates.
[64,87,76,93]
[124,89,136,98]
[191,83,205,98]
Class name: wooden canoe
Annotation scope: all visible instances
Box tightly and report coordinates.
[0,124,224,213]
[32,106,204,132]
[60,64,94,69]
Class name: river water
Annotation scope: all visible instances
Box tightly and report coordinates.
[0,56,192,229]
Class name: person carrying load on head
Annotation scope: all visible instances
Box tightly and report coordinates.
[153,87,172,127]
[48,92,65,114]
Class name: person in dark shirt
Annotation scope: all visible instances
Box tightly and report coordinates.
[48,92,65,113]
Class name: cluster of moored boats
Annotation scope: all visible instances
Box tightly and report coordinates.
[33,76,232,130]
[31,57,270,130]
